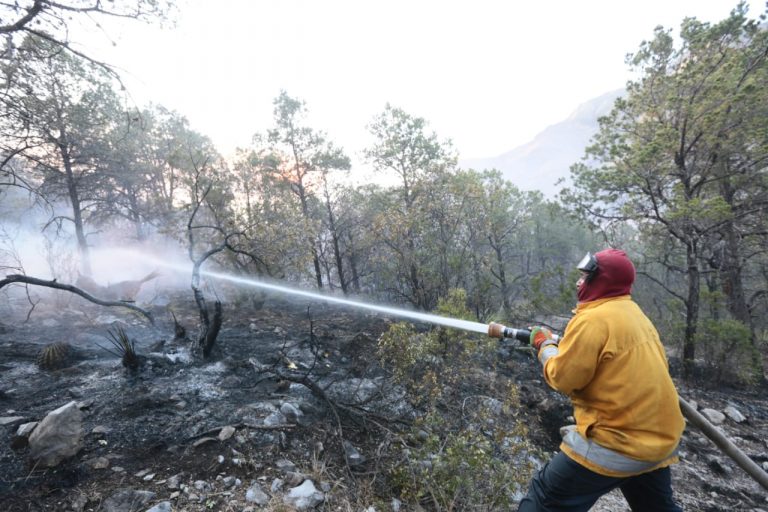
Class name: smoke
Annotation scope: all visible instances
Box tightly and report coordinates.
[0,188,74,279]
[0,189,195,308]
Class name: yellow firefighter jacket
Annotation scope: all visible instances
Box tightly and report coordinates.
[540,295,685,477]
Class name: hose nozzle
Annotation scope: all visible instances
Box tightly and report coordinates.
[488,322,531,344]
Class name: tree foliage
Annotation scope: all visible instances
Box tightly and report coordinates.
[562,3,768,379]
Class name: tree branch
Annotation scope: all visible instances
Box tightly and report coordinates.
[0,274,154,324]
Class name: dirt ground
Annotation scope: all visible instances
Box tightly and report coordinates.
[1,289,767,511]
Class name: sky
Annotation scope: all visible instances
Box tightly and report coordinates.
[77,0,750,165]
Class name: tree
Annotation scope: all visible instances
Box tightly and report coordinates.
[364,105,457,309]
[96,105,223,244]
[562,4,768,377]
[266,91,351,289]
[226,143,310,280]
[0,36,126,273]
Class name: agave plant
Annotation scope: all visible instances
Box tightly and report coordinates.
[102,326,141,372]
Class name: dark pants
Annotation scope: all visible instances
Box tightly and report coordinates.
[517,452,682,512]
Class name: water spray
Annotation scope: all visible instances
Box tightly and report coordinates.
[205,268,541,344]
[133,252,510,336]
[133,251,537,342]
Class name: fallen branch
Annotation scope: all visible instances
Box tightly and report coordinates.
[0,274,155,324]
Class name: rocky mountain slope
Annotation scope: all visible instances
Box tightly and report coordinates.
[459,89,624,195]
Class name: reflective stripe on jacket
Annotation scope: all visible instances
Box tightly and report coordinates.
[542,295,685,477]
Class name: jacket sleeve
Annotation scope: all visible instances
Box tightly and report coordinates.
[542,314,606,395]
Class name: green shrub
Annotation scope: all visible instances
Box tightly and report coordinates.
[696,318,761,386]
[378,288,540,510]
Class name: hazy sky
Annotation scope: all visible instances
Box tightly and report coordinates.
[80,0,748,163]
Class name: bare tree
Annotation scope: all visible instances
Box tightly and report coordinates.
[0,1,174,74]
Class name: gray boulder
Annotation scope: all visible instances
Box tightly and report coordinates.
[102,489,155,512]
[283,479,324,510]
[28,401,83,467]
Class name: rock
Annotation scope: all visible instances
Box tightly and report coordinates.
[145,502,172,512]
[285,471,305,486]
[264,411,287,426]
[166,474,182,489]
[276,458,297,473]
[343,440,366,467]
[16,421,38,437]
[11,420,38,449]
[28,401,83,468]
[193,480,213,493]
[69,493,88,512]
[85,456,110,469]
[76,399,94,410]
[218,425,236,441]
[283,480,324,510]
[0,416,25,426]
[102,489,155,512]
[723,405,746,423]
[271,478,284,492]
[328,378,380,403]
[700,408,726,425]
[280,402,303,423]
[245,482,270,505]
[482,397,503,415]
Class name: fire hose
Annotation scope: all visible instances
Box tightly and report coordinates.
[487,323,768,492]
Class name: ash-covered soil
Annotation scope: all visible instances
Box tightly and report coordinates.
[0,292,767,511]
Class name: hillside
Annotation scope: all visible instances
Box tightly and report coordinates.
[460,89,624,195]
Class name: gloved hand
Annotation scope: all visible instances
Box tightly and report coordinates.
[529,326,557,352]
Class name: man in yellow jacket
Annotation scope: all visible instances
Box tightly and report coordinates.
[517,248,685,511]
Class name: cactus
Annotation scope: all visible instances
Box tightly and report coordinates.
[37,342,75,370]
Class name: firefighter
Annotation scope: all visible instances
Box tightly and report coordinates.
[518,248,685,511]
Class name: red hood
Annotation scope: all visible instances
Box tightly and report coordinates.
[577,248,636,303]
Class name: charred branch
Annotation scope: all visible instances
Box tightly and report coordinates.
[170,310,187,340]
[0,274,154,324]
[200,300,222,358]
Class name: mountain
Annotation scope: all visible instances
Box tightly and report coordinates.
[459,89,624,195]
